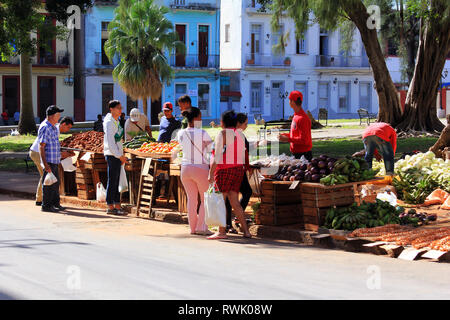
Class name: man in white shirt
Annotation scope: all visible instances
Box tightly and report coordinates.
[124,108,152,141]
[29,116,73,206]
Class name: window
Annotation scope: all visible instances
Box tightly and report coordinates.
[175,83,187,115]
[198,84,210,116]
[338,82,350,112]
[250,81,263,113]
[250,24,262,59]
[294,82,307,108]
[296,34,306,54]
[225,24,230,43]
[102,83,114,115]
[318,82,329,111]
[359,82,371,112]
[101,21,109,31]
[101,39,111,65]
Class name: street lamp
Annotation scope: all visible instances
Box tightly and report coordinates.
[279,90,289,120]
[440,69,448,112]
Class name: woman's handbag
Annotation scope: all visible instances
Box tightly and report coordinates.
[204,184,227,227]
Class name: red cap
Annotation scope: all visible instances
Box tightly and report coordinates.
[289,90,303,103]
[163,102,173,111]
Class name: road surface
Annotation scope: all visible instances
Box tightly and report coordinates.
[0,195,449,300]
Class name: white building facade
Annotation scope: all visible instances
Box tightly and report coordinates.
[220,0,450,121]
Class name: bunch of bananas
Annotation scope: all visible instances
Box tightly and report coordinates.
[320,156,378,185]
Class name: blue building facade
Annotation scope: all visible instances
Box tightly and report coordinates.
[83,0,221,123]
[161,0,221,122]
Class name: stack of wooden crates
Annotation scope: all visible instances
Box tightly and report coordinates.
[300,183,355,231]
[75,152,107,200]
[256,181,303,226]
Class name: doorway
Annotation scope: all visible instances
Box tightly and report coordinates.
[175,24,186,67]
[38,76,56,122]
[198,25,209,67]
[3,76,20,118]
[271,81,285,121]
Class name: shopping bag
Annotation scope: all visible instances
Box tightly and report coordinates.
[118,165,128,193]
[61,156,77,172]
[96,182,106,202]
[43,172,57,186]
[204,185,227,227]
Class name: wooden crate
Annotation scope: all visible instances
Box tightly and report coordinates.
[300,184,355,231]
[260,180,302,205]
[254,203,303,226]
[78,189,96,200]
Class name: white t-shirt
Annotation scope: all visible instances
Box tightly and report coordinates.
[30,123,60,153]
[176,127,212,169]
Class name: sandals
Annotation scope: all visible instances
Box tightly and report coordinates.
[207,233,228,240]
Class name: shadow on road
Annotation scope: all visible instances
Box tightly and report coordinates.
[0,290,18,300]
[61,209,131,220]
[0,238,89,250]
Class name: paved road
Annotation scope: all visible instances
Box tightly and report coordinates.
[1,195,449,300]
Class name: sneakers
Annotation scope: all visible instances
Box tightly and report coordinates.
[53,205,66,211]
[42,207,59,213]
[36,201,42,206]
[106,208,128,216]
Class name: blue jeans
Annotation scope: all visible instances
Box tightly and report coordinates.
[106,155,121,205]
[363,135,395,174]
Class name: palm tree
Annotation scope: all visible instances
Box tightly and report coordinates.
[105,0,185,118]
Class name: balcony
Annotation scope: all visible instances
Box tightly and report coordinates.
[315,55,370,68]
[246,0,271,15]
[95,52,114,69]
[170,54,219,69]
[170,0,217,11]
[0,51,69,67]
[245,54,291,69]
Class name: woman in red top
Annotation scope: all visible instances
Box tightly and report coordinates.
[208,110,251,240]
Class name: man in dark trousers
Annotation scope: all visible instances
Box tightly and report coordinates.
[38,106,65,213]
[278,90,313,160]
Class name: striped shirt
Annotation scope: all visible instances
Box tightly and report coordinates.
[38,119,61,164]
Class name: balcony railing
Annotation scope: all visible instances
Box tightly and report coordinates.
[170,54,219,69]
[95,52,114,68]
[245,54,291,67]
[315,55,370,68]
[170,0,217,11]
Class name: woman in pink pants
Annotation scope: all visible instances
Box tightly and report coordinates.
[176,107,213,235]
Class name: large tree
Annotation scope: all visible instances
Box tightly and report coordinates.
[105,0,185,118]
[395,0,450,133]
[268,0,449,133]
[269,0,403,126]
[0,0,92,134]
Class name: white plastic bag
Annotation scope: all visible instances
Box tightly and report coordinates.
[96,182,106,202]
[118,165,128,193]
[204,185,227,227]
[61,156,76,172]
[43,172,57,186]
[80,152,92,162]
[376,191,397,207]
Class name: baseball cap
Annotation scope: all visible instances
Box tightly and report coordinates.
[163,102,173,111]
[46,105,64,116]
[130,108,141,122]
[289,90,303,103]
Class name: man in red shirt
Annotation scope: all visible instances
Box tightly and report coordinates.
[362,122,397,175]
[278,91,313,160]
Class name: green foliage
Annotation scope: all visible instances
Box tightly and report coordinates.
[105,0,185,101]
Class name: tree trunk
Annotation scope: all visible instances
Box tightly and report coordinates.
[18,52,36,135]
[396,12,450,133]
[142,98,148,119]
[345,3,403,126]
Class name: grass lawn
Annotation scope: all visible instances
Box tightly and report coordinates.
[0,134,71,152]
[258,136,438,160]
[0,158,37,172]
